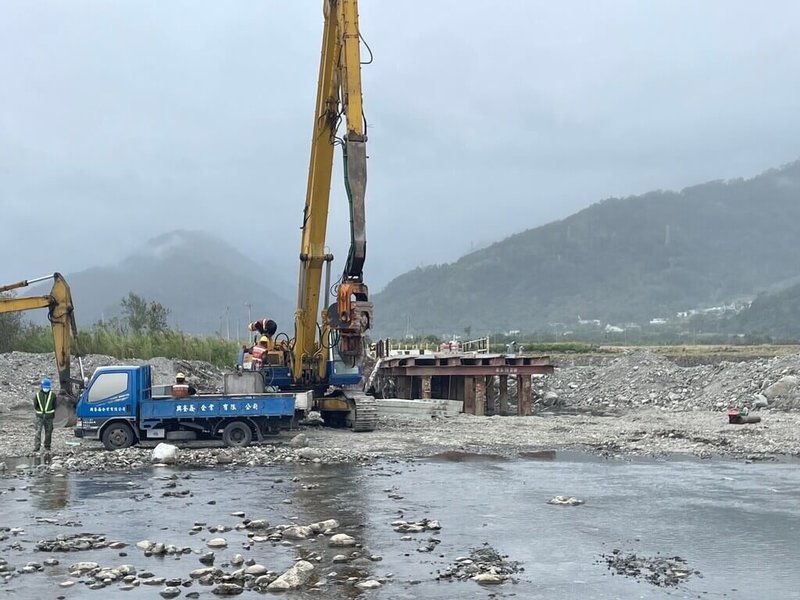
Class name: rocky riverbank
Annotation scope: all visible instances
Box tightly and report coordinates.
[1,406,799,478]
[2,349,800,477]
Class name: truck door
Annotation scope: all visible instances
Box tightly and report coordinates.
[82,370,135,421]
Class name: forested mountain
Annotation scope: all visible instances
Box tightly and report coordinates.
[373,161,800,336]
[29,230,294,336]
[727,283,800,338]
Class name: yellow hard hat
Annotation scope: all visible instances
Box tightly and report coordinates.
[259,335,269,343]
[176,372,186,380]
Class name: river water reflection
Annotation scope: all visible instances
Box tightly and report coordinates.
[1,452,799,599]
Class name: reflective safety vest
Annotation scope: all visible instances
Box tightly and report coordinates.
[250,345,267,361]
[35,390,56,417]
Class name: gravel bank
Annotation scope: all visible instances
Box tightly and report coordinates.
[2,349,800,476]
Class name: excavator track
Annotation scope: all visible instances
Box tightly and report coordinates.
[346,392,378,432]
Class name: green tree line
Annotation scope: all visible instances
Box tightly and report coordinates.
[1,292,241,367]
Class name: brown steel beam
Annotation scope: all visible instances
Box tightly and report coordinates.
[380,365,554,377]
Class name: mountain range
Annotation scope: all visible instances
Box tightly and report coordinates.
[372,160,800,336]
[17,160,800,340]
[29,230,295,337]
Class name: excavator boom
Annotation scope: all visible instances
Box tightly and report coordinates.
[294,0,373,382]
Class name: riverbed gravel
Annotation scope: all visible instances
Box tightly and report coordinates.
[1,349,800,476]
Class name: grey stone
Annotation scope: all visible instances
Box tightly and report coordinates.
[288,433,308,448]
[267,560,314,591]
[328,533,356,547]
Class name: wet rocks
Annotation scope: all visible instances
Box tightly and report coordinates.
[267,560,315,591]
[152,443,179,464]
[136,540,184,556]
[69,561,100,573]
[392,518,441,533]
[281,525,313,540]
[310,519,339,533]
[212,583,243,595]
[36,534,109,552]
[437,545,521,585]
[547,496,585,506]
[207,538,228,548]
[190,567,219,579]
[288,433,308,448]
[296,448,323,461]
[599,549,696,587]
[160,586,182,598]
[328,534,356,547]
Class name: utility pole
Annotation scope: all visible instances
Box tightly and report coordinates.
[245,303,252,325]
[225,306,231,341]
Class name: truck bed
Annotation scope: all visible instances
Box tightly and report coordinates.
[142,393,296,420]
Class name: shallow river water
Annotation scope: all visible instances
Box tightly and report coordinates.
[1,452,799,599]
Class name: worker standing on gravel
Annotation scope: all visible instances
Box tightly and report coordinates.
[33,378,56,454]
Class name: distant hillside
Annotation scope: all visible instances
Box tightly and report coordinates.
[373,160,800,336]
[726,283,800,338]
[30,230,295,336]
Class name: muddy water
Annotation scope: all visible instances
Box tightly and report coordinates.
[1,453,799,599]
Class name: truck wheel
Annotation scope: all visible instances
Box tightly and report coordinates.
[222,421,252,447]
[102,422,136,451]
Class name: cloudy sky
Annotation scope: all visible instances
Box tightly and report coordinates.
[2,0,799,292]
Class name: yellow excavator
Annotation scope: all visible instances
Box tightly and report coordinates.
[0,272,84,426]
[290,0,375,429]
[239,0,376,429]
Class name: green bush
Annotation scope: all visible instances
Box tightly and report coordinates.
[12,323,240,368]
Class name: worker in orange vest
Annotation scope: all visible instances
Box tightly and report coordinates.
[245,336,271,369]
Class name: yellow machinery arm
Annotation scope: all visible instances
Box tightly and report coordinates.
[0,272,82,425]
[294,0,373,382]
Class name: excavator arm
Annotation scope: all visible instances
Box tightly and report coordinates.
[294,0,373,382]
[0,272,82,425]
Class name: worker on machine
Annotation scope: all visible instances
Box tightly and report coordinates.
[244,336,271,370]
[248,319,277,343]
[173,372,197,397]
[33,378,56,454]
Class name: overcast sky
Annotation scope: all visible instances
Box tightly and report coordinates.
[2,0,800,293]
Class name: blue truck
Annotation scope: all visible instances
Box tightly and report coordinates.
[74,365,303,450]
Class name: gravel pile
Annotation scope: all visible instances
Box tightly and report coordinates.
[0,352,220,412]
[545,349,800,413]
[436,544,522,585]
[599,549,697,587]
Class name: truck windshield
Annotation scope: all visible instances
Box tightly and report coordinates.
[87,372,129,403]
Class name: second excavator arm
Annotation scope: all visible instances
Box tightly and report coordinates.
[0,273,83,421]
[294,0,373,382]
